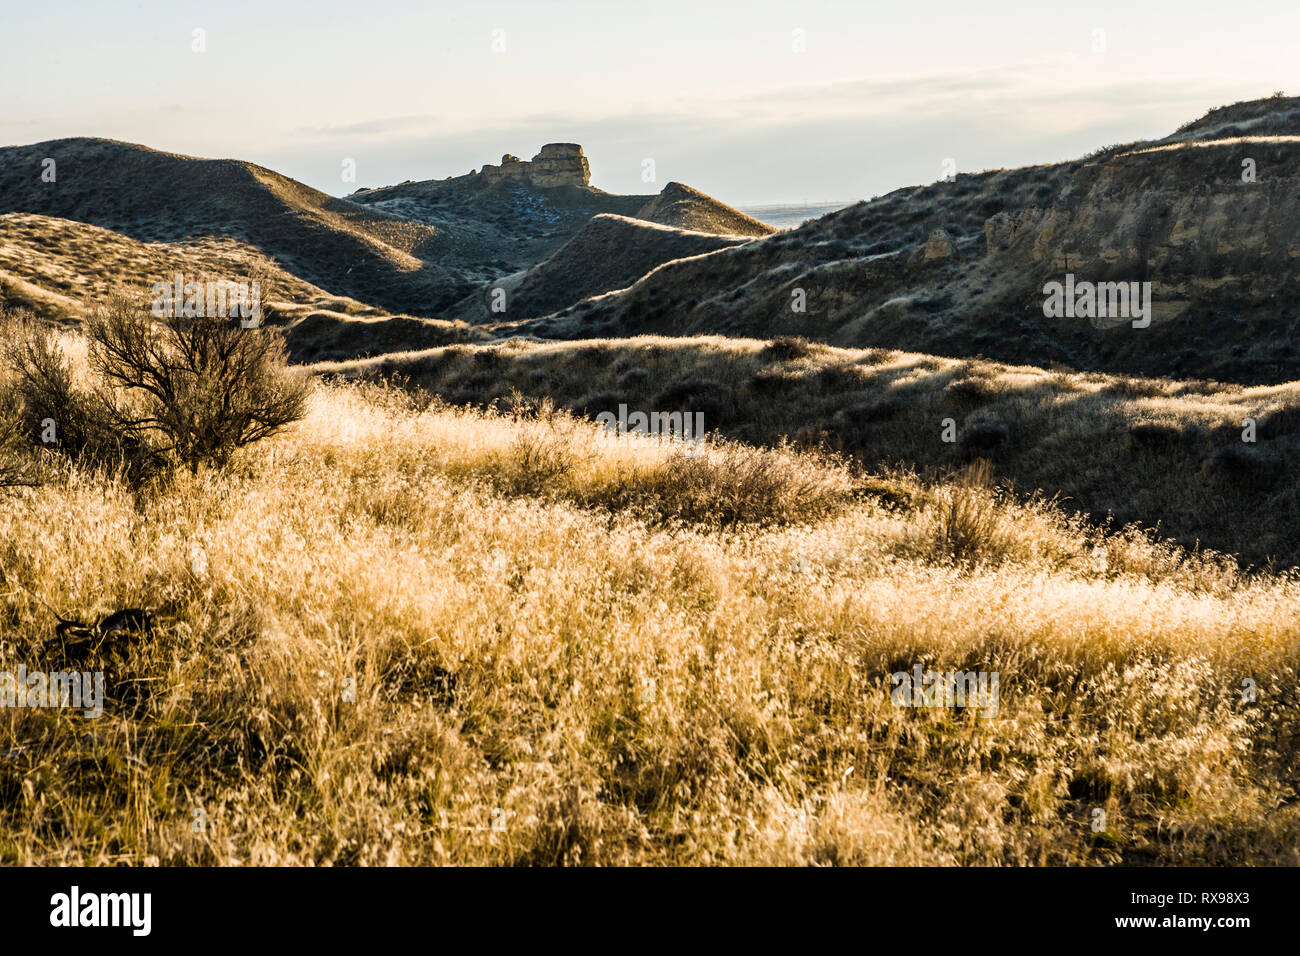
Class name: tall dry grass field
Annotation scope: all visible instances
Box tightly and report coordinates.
[1,362,1298,865]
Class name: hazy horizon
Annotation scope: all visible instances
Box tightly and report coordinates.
[4,1,1298,204]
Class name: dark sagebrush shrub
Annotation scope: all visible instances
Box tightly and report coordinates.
[458,371,497,393]
[761,336,818,361]
[927,459,1015,570]
[89,295,310,473]
[749,366,798,394]
[814,362,866,393]
[0,403,40,489]
[960,413,1012,459]
[445,389,489,407]
[837,398,903,424]
[612,354,641,374]
[792,422,842,450]
[944,377,996,405]
[569,390,627,418]
[616,367,652,389]
[653,378,736,423]
[471,348,507,370]
[1125,421,1187,453]
[1202,443,1284,491]
[2,312,161,477]
[565,344,615,369]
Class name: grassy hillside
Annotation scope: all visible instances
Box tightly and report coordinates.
[1164,93,1300,143]
[0,211,334,320]
[353,174,771,317]
[2,139,773,324]
[317,335,1300,569]
[5,97,1300,868]
[451,215,752,323]
[633,182,775,237]
[1,373,1297,865]
[515,98,1300,386]
[279,309,491,364]
[0,138,454,314]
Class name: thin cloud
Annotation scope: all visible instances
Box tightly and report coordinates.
[295,115,442,137]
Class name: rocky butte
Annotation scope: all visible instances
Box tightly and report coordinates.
[476,143,591,188]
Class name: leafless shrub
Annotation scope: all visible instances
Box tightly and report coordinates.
[1,311,147,474]
[85,295,311,472]
[2,295,310,477]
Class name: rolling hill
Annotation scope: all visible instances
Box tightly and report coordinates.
[512,96,1300,386]
[0,139,770,324]
[450,214,752,323]
[0,138,455,314]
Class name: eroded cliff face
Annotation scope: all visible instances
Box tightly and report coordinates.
[984,140,1300,327]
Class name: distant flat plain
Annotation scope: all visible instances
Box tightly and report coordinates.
[740,201,853,229]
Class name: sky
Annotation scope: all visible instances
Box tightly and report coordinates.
[3,0,1298,205]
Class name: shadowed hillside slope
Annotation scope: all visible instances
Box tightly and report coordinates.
[451,214,752,323]
[350,154,771,308]
[514,97,1300,386]
[279,309,491,364]
[2,139,769,323]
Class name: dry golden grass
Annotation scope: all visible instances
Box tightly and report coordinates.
[0,212,331,320]
[324,335,1300,570]
[1,369,1298,865]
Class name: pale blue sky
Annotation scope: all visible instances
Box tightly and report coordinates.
[3,0,1297,204]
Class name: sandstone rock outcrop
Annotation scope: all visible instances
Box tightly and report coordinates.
[478,144,591,188]
[924,228,957,259]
